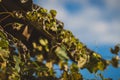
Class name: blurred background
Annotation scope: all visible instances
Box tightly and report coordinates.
[33,0,120,79]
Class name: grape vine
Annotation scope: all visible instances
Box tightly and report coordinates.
[0,0,120,80]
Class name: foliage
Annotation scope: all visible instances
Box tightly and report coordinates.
[0,0,120,80]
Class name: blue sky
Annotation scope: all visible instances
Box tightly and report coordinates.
[34,0,120,45]
[33,0,120,79]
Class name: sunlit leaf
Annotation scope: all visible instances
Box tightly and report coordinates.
[12,22,23,30]
[32,42,37,48]
[36,54,43,62]
[55,46,69,61]
[77,56,88,68]
[37,45,43,51]
[39,39,48,46]
[93,52,101,58]
[97,61,105,71]
[50,10,57,17]
[46,61,53,69]
[40,8,48,13]
[20,0,28,3]
[0,62,6,70]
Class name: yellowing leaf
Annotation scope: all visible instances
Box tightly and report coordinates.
[37,45,43,51]
[45,46,49,52]
[46,61,53,69]
[12,23,23,30]
[93,52,101,58]
[39,39,48,46]
[77,57,87,68]
[36,54,43,62]
[32,42,37,48]
[1,62,6,69]
[51,26,57,31]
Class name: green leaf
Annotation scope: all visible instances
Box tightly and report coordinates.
[50,10,57,17]
[40,8,48,13]
[111,56,119,68]
[55,46,69,61]
[70,72,83,80]
[62,71,69,80]
[97,61,105,71]
[110,45,120,55]
[70,63,79,72]
[36,54,43,62]
[0,30,9,48]
[13,56,21,72]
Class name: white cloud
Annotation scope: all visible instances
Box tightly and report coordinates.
[34,0,120,45]
[105,0,120,9]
